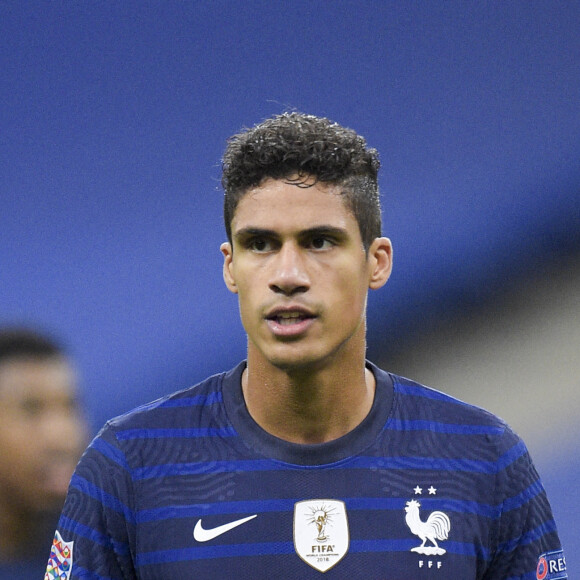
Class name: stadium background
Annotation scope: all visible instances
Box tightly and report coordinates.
[1,1,578,569]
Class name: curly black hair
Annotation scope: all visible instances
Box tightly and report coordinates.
[222,112,382,250]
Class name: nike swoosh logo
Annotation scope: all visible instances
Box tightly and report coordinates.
[193,514,257,542]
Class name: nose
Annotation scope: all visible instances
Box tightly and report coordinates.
[269,242,310,296]
[41,405,85,456]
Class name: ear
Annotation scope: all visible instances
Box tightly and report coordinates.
[367,237,393,290]
[220,242,238,294]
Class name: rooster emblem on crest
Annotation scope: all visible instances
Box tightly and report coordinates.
[405,499,451,555]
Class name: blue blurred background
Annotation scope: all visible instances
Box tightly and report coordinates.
[1,1,578,569]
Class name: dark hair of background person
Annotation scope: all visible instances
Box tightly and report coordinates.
[0,327,64,362]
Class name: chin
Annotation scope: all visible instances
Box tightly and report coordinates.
[265,347,334,373]
[30,485,69,511]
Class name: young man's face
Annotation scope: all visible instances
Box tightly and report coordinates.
[0,357,87,513]
[221,177,392,372]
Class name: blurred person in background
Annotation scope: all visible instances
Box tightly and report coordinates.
[0,327,87,578]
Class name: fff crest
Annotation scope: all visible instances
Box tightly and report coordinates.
[293,499,350,573]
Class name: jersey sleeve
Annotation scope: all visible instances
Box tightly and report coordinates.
[46,422,137,579]
[483,426,567,579]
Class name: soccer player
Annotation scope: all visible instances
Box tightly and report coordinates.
[0,328,87,579]
[46,113,567,579]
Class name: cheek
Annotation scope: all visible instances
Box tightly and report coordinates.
[330,268,369,308]
[234,285,259,329]
[0,426,36,467]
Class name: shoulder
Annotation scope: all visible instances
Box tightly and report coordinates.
[76,364,244,475]
[391,372,509,428]
[102,363,243,435]
[386,372,529,458]
[386,372,540,491]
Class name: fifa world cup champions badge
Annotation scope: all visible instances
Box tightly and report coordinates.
[293,500,350,572]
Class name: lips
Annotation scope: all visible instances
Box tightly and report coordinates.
[270,311,309,325]
[265,307,317,336]
[38,456,78,498]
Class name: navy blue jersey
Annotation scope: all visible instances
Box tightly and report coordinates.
[46,362,566,579]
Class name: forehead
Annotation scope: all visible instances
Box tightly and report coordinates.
[231,178,357,234]
[0,357,76,401]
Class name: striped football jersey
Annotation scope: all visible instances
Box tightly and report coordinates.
[47,361,566,579]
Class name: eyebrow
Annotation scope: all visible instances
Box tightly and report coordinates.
[233,227,277,241]
[233,225,349,241]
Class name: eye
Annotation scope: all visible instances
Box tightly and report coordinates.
[248,237,272,252]
[309,236,334,250]
[18,397,45,418]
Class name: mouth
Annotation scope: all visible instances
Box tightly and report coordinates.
[40,457,77,497]
[267,311,313,325]
[265,308,317,336]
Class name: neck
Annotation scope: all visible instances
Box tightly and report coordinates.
[243,347,375,444]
